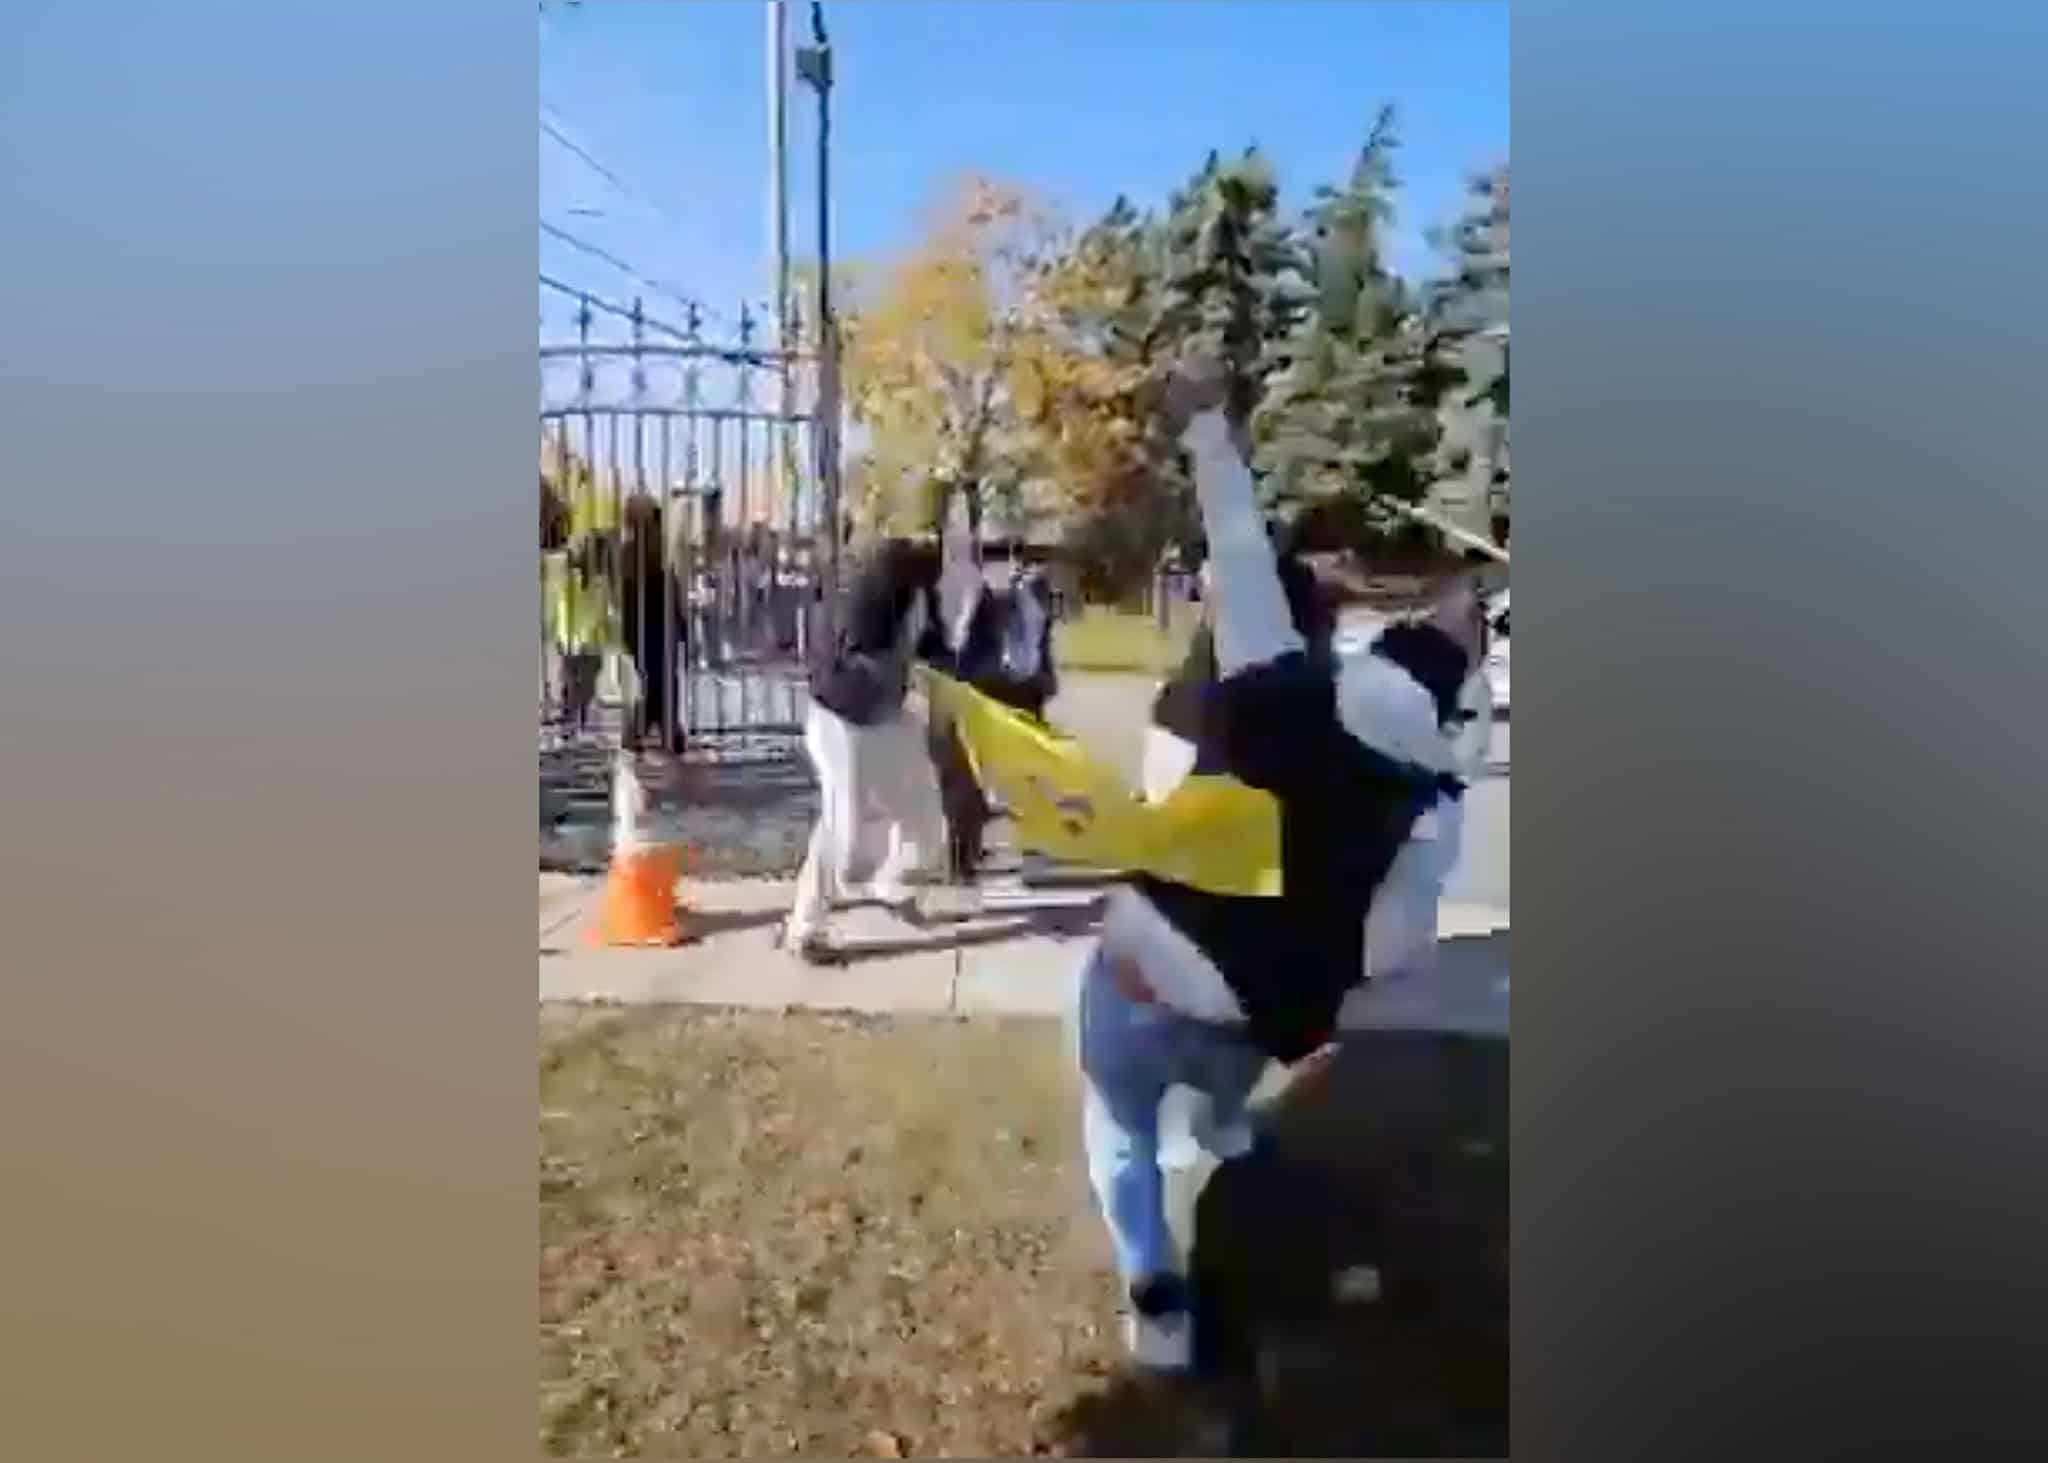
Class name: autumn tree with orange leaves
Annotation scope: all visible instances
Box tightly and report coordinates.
[1008,195,1189,596]
[836,177,1063,537]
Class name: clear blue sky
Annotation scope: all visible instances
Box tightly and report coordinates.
[540,0,1507,339]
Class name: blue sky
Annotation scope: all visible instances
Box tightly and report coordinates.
[540,0,1507,340]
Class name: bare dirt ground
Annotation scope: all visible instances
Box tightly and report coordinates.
[539,1005,1212,1458]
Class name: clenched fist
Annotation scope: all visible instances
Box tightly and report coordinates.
[1153,355,1253,461]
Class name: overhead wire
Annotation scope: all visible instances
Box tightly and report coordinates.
[537,218,715,323]
[538,6,751,336]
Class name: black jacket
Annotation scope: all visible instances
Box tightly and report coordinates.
[955,587,1057,714]
[1151,557,1328,746]
[1133,625,1469,1063]
[808,541,943,725]
[1150,623,1216,744]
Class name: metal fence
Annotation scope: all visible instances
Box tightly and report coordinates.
[540,277,831,763]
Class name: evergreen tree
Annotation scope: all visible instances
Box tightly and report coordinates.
[1423,164,1510,534]
[1256,108,1442,536]
[1155,147,1314,434]
[1116,146,1315,577]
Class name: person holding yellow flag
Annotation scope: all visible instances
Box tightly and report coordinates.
[1068,360,1482,1372]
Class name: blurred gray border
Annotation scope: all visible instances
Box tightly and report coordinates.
[6,0,2048,1455]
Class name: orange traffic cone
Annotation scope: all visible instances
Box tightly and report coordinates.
[588,751,692,947]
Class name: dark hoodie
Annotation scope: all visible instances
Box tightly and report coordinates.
[1150,555,1328,745]
[808,539,944,725]
[954,583,1058,716]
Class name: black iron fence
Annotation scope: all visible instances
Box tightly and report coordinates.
[540,278,832,763]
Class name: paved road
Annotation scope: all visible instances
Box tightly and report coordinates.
[1446,723,1509,910]
[1048,672,1509,912]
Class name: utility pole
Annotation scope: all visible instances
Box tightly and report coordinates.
[796,1,839,639]
[767,0,794,535]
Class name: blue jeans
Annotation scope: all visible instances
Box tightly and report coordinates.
[1076,943,1270,1287]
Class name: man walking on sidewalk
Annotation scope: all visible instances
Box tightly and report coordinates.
[782,538,950,963]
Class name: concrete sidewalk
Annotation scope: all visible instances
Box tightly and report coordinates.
[540,873,1510,1032]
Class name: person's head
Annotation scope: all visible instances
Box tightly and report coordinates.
[1332,573,1480,769]
[1276,553,1337,654]
[1156,355,1252,459]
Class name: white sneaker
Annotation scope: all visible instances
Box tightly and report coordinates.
[777,921,836,965]
[848,881,917,916]
[1125,1274,1195,1371]
[1125,1308,1193,1372]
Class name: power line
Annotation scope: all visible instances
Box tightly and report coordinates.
[539,107,695,242]
[537,224,748,340]
[537,12,692,253]
[535,5,753,337]
[537,218,708,318]
[540,115,647,208]
[538,273,702,344]
[536,119,741,333]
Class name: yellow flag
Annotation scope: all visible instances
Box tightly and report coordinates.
[919,668,1283,898]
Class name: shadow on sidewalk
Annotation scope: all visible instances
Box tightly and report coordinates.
[823,895,1105,964]
[683,906,788,941]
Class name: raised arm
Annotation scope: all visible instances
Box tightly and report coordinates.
[1165,375,1302,676]
[936,485,984,658]
[1159,365,1329,794]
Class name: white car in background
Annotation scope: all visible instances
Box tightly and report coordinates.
[1334,592,1508,713]
[1484,591,1509,714]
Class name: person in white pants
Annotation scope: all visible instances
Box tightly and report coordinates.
[783,539,948,962]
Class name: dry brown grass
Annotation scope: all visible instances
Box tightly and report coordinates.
[1051,604,1198,675]
[540,1006,1158,1458]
